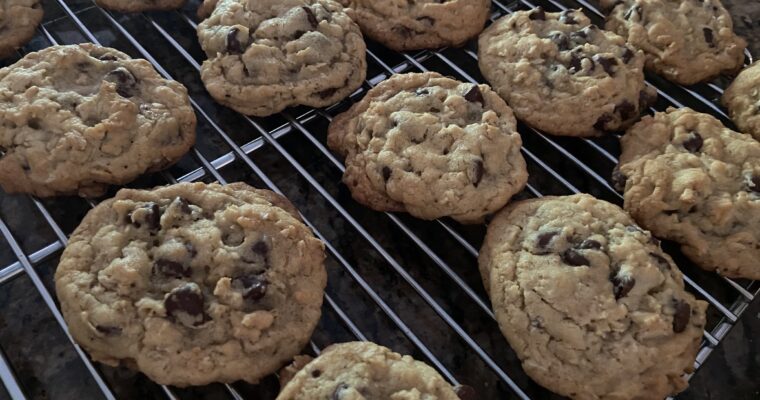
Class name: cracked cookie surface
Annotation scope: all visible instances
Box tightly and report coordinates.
[722,61,760,141]
[478,7,655,137]
[0,0,43,58]
[0,44,196,197]
[337,0,490,51]
[197,0,366,116]
[54,182,327,386]
[617,107,760,280]
[602,0,746,85]
[327,72,527,224]
[95,0,187,12]
[479,194,706,400]
[276,341,463,399]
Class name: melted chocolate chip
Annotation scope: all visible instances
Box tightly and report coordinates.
[568,54,582,72]
[318,87,338,99]
[745,174,760,193]
[302,6,318,28]
[615,100,636,121]
[392,25,413,38]
[578,239,602,250]
[154,259,191,279]
[104,67,137,98]
[237,275,268,301]
[185,242,197,258]
[682,132,703,152]
[611,165,627,192]
[95,325,122,335]
[98,54,118,61]
[548,31,570,51]
[593,55,618,75]
[593,113,614,132]
[464,85,485,106]
[417,16,435,25]
[649,252,671,271]
[165,285,205,321]
[703,27,715,47]
[621,47,634,63]
[176,197,192,214]
[561,249,589,266]
[252,240,269,258]
[332,383,349,400]
[147,203,160,230]
[558,10,577,24]
[672,300,691,333]
[472,160,484,186]
[226,28,243,54]
[610,273,635,300]
[529,7,546,21]
[382,166,392,181]
[454,385,477,400]
[536,231,559,252]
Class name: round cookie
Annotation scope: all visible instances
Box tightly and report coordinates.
[479,194,707,400]
[276,341,462,399]
[337,0,491,51]
[0,0,43,58]
[478,7,656,137]
[54,182,327,387]
[602,0,746,85]
[197,0,367,117]
[617,107,760,280]
[722,61,760,141]
[0,44,196,197]
[327,72,528,224]
[95,0,187,12]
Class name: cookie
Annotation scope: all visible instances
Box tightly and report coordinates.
[0,0,43,58]
[602,0,746,85]
[54,182,327,387]
[479,194,707,400]
[722,61,760,141]
[0,44,196,198]
[197,0,367,117]
[197,0,218,19]
[478,7,656,137]
[276,341,465,399]
[337,0,491,51]
[617,107,760,280]
[327,72,528,224]
[95,0,187,12]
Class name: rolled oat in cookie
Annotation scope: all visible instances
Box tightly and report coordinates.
[197,0,366,116]
[54,182,327,386]
[0,43,196,197]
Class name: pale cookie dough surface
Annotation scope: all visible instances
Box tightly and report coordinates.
[0,44,196,197]
[54,182,327,386]
[0,0,43,58]
[276,341,462,400]
[602,0,747,85]
[617,107,760,280]
[337,0,490,51]
[327,72,528,224]
[722,61,760,141]
[479,194,707,400]
[197,0,366,116]
[95,0,187,12]
[479,7,655,137]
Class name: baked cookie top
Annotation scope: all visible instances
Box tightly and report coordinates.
[337,0,491,51]
[276,341,461,399]
[0,44,196,197]
[479,194,707,400]
[327,72,528,224]
[95,0,187,13]
[618,107,760,280]
[54,182,327,387]
[722,61,760,141]
[602,0,746,85]
[197,0,366,116]
[0,0,43,58]
[478,7,655,137]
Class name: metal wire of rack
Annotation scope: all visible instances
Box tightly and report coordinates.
[0,0,757,399]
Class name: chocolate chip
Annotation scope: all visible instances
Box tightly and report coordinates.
[611,165,627,192]
[578,239,602,250]
[236,275,268,301]
[415,88,429,96]
[610,273,635,299]
[593,55,618,75]
[649,252,671,271]
[464,85,485,106]
[332,383,349,400]
[165,284,205,322]
[615,100,636,121]
[154,259,191,279]
[104,67,138,98]
[624,5,642,20]
[454,384,477,400]
[311,369,321,378]
[745,174,760,193]
[95,325,122,335]
[568,54,582,72]
[417,16,435,25]
[98,54,118,61]
[185,242,197,258]
[303,6,318,28]
[621,47,634,63]
[392,25,413,38]
[528,7,545,21]
[626,224,644,233]
[382,166,392,181]
[593,113,614,132]
[252,240,269,258]
[226,28,244,54]
[147,203,160,230]
[561,249,589,266]
[318,87,338,99]
[130,202,161,230]
[672,300,691,333]
[703,27,715,47]
[548,31,570,51]
[174,197,192,214]
[536,231,559,252]
[682,132,703,152]
[558,10,577,24]
[472,159,484,186]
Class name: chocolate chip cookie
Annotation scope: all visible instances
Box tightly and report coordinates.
[479,194,707,400]
[0,44,196,197]
[95,0,187,12]
[722,61,760,141]
[617,107,760,280]
[0,0,43,58]
[197,0,218,19]
[602,0,747,85]
[55,182,327,386]
[276,341,466,399]
[197,0,366,116]
[337,0,491,51]
[327,72,528,224]
[479,7,656,137]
